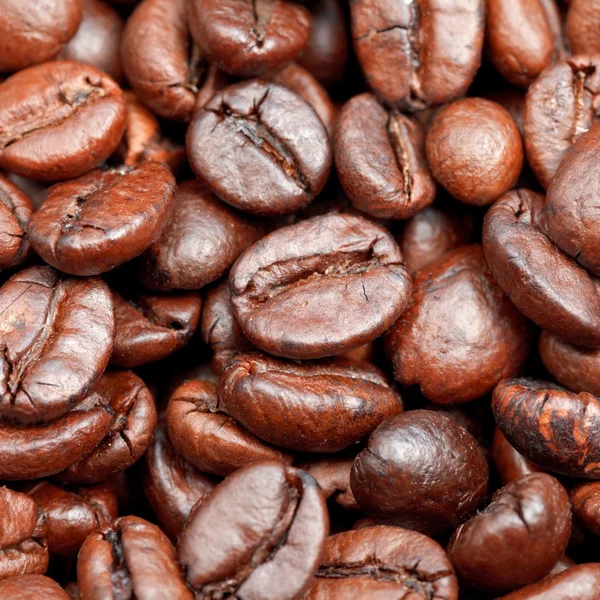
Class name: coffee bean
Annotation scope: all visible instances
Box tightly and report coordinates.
[493,427,542,486]
[567,0,600,55]
[0,575,70,600]
[570,481,600,536]
[0,172,33,270]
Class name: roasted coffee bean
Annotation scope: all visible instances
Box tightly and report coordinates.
[187,80,332,216]
[351,410,488,536]
[179,461,328,600]
[571,481,600,536]
[350,0,485,110]
[29,162,175,277]
[143,421,217,538]
[0,575,70,600]
[111,289,202,368]
[0,61,125,181]
[493,427,542,485]
[230,213,412,359]
[0,487,48,580]
[386,245,531,404]
[188,0,312,77]
[493,378,600,479]
[298,457,359,511]
[77,515,192,599]
[567,0,600,54]
[166,377,292,476]
[303,525,458,600]
[524,56,600,189]
[426,98,523,205]
[0,172,33,270]
[335,93,436,219]
[448,473,571,593]
[121,0,223,122]
[483,189,600,347]
[139,180,262,291]
[0,0,83,73]
[0,266,114,424]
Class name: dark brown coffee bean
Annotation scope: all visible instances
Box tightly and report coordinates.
[179,461,328,600]
[567,0,600,55]
[386,245,531,404]
[493,378,600,479]
[0,0,83,73]
[0,575,70,600]
[111,289,202,368]
[29,162,175,277]
[139,180,262,291]
[351,410,488,536]
[350,0,485,110]
[0,172,33,270]
[524,56,600,189]
[483,189,600,347]
[0,266,114,425]
[188,0,312,77]
[304,525,458,600]
[230,213,412,359]
[571,481,600,536]
[426,98,523,205]
[0,61,125,181]
[77,515,192,599]
[187,80,332,216]
[493,427,542,486]
[166,377,293,476]
[448,473,571,593]
[335,93,436,219]
[0,487,48,580]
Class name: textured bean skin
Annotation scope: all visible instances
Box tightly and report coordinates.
[567,0,600,54]
[230,214,412,359]
[493,378,600,479]
[0,575,70,600]
[571,481,600,536]
[351,411,488,536]
[493,427,542,486]
[0,172,33,270]
[304,526,458,600]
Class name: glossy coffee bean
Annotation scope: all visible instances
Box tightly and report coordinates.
[166,377,292,476]
[304,526,458,600]
[179,461,328,600]
[350,0,485,110]
[0,266,114,425]
[139,180,262,291]
[187,80,332,216]
[0,575,70,600]
[448,473,571,593]
[230,213,412,359]
[567,0,600,54]
[0,486,48,580]
[0,61,125,181]
[493,427,542,486]
[298,457,359,511]
[110,289,202,368]
[335,93,436,219]
[386,245,531,404]
[0,0,83,73]
[188,0,311,77]
[0,172,33,270]
[426,98,523,205]
[493,378,600,479]
[483,190,600,347]
[77,516,192,599]
[29,162,175,277]
[524,56,600,189]
[220,352,402,453]
[351,410,488,536]
[571,481,600,536]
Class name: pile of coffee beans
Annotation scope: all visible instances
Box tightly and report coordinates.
[2,0,600,598]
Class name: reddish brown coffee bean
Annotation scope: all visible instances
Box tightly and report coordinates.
[351,411,489,536]
[230,214,412,359]
[220,352,403,453]
[139,180,262,291]
[188,0,311,77]
[448,473,571,593]
[29,162,175,277]
[493,427,542,486]
[0,61,125,181]
[567,0,600,55]
[0,172,33,270]
[335,93,437,219]
[0,0,83,73]
[483,190,600,347]
[0,266,114,425]
[0,487,48,581]
[179,461,328,600]
[111,289,202,368]
[303,526,458,600]
[0,575,70,600]
[426,98,523,205]
[386,245,531,404]
[166,377,292,476]
[77,516,192,599]
[571,482,600,536]
[298,457,359,511]
[493,378,600,479]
